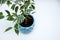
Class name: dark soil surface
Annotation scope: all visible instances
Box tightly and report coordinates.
[20,15,34,27]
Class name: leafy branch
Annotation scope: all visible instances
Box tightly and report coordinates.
[0,0,35,35]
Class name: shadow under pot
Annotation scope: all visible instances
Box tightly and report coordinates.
[18,15,34,34]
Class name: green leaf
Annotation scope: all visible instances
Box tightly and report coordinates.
[15,0,23,3]
[18,0,23,2]
[15,6,18,13]
[14,23,18,29]
[14,23,19,35]
[0,0,6,5]
[4,27,12,32]
[13,19,16,22]
[25,0,30,9]
[11,4,16,10]
[2,0,6,3]
[7,16,14,21]
[29,5,35,11]
[12,13,17,17]
[2,0,6,4]
[15,0,24,4]
[17,15,25,24]
[0,0,2,4]
[7,1,12,6]
[0,16,4,19]
[0,12,4,19]
[5,10,14,21]
[27,9,32,13]
[0,12,3,15]
[20,5,24,10]
[14,29,19,35]
[31,5,35,9]
[5,10,11,16]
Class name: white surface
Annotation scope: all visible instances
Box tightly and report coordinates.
[0,0,60,40]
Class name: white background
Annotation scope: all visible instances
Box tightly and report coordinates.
[0,0,60,40]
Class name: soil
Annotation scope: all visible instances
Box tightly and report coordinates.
[20,15,34,27]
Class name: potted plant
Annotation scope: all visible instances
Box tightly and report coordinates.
[0,0,35,35]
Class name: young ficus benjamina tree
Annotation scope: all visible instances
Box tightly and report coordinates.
[0,0,35,35]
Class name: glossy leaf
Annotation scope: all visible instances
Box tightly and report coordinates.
[0,0,2,4]
[0,16,4,19]
[13,19,16,22]
[31,5,35,9]
[14,0,23,4]
[5,10,11,16]
[14,23,18,29]
[18,0,23,2]
[14,29,19,35]
[1,0,4,4]
[0,12,3,15]
[17,15,25,24]
[20,5,24,10]
[14,23,19,35]
[12,13,17,17]
[27,9,32,13]
[1,0,6,4]
[17,16,20,23]
[25,0,30,9]
[7,1,12,6]
[7,16,14,21]
[4,27,12,32]
[0,12,4,19]
[15,6,18,13]
[11,4,16,10]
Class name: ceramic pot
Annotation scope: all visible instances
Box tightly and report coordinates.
[18,15,34,34]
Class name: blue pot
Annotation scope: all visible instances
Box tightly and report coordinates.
[18,15,34,34]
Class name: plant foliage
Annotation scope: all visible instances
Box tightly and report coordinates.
[0,0,35,35]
